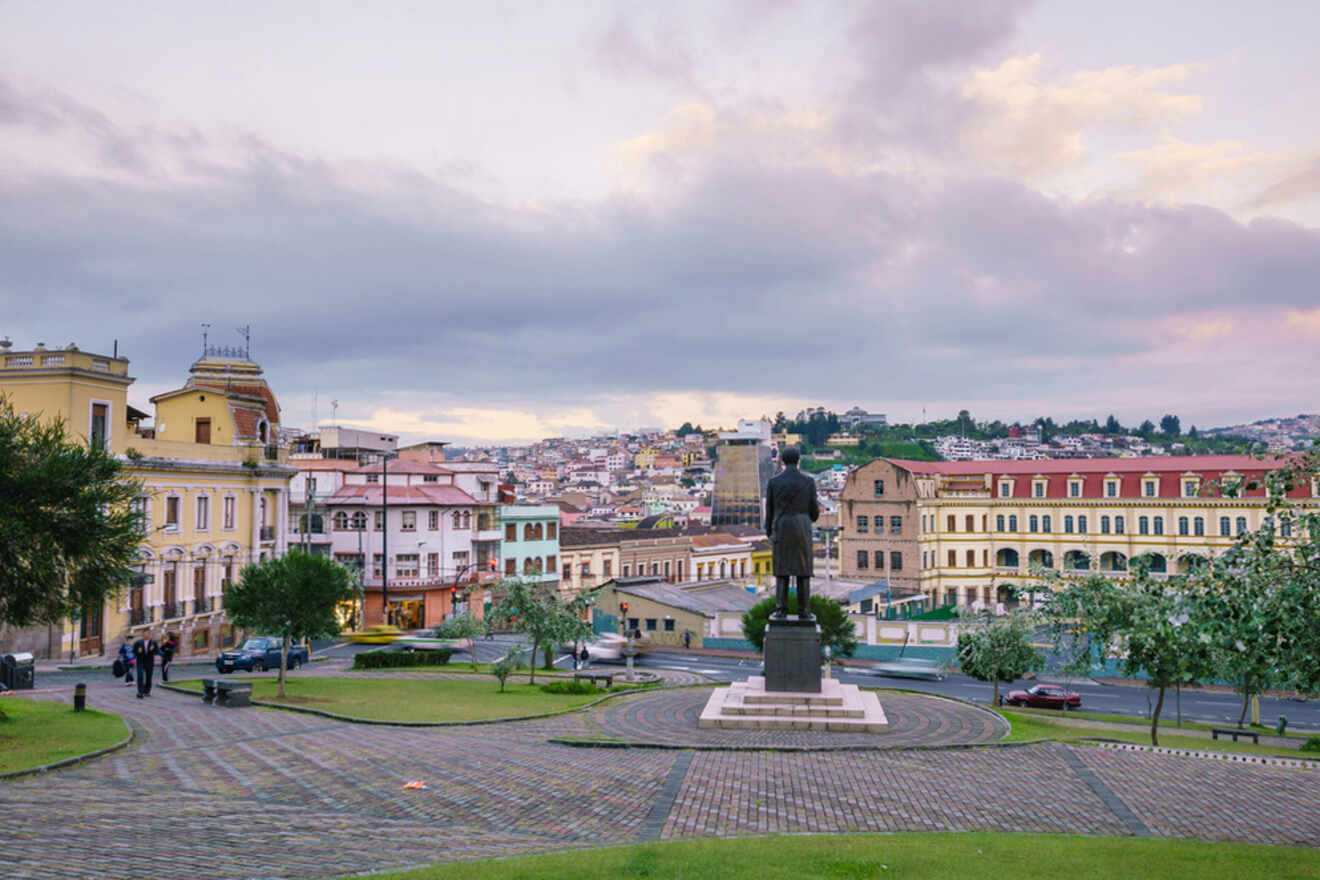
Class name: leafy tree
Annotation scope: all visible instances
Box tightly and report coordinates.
[434,613,486,671]
[1138,419,1156,438]
[740,594,857,660]
[676,422,696,436]
[1160,414,1182,436]
[955,611,1043,707]
[1187,425,1199,439]
[0,397,141,632]
[489,578,595,683]
[1104,414,1122,434]
[490,647,521,693]
[223,551,356,698]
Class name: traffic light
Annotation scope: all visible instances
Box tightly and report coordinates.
[620,601,628,616]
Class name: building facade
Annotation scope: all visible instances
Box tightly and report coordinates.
[840,455,1320,609]
[711,419,774,526]
[499,504,560,586]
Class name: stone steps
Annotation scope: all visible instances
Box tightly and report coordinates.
[699,676,890,733]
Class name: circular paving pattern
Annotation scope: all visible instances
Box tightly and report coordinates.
[582,686,1009,748]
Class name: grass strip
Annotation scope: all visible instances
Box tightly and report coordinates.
[364,832,1320,880]
[0,697,129,774]
[998,709,1319,759]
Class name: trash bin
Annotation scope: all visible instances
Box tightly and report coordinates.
[1,652,35,690]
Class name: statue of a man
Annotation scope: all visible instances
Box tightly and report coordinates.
[764,446,820,620]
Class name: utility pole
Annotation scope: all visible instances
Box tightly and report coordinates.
[302,479,314,553]
[382,455,389,624]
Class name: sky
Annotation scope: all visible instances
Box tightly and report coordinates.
[2,1,1318,445]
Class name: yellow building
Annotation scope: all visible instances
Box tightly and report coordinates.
[840,456,1320,610]
[0,340,294,659]
[633,446,660,469]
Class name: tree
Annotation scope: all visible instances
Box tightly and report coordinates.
[740,594,857,660]
[434,613,486,671]
[0,397,141,632]
[491,647,521,693]
[489,578,595,684]
[223,551,356,698]
[1160,414,1182,436]
[1138,419,1156,438]
[955,611,1043,707]
[1104,414,1122,434]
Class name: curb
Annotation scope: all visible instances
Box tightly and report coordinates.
[157,678,670,727]
[0,715,135,781]
[546,737,1051,753]
[1077,738,1320,769]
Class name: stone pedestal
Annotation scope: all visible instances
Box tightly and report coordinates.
[698,676,889,733]
[764,619,821,693]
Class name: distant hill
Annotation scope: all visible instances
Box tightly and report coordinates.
[1203,414,1320,451]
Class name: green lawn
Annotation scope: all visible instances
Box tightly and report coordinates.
[366,833,1320,880]
[0,697,128,774]
[172,676,614,722]
[998,709,1318,760]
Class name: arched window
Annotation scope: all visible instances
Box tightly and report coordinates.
[719,560,727,578]
[996,514,1005,532]
[1008,515,1018,532]
[333,511,349,530]
[1236,516,1248,536]
[524,523,535,540]
[1138,516,1149,535]
[1194,517,1204,536]
[1114,516,1125,534]
[1064,515,1074,533]
[1028,549,1054,569]
[1078,515,1088,533]
[534,523,544,540]
[1219,517,1231,536]
[463,511,471,529]
[1029,515,1038,532]
[1064,550,1090,570]
[1281,518,1293,538]
[1178,516,1189,535]
[996,548,1019,568]
[1145,553,1167,573]
[1100,551,1127,572]
[351,511,367,530]
[1153,516,1163,536]
[1101,516,1111,534]
[1042,515,1052,533]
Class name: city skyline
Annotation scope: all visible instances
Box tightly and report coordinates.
[3,2,1319,444]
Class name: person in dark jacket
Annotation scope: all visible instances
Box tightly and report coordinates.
[764,446,820,620]
[159,632,179,682]
[116,637,135,686]
[132,634,159,698]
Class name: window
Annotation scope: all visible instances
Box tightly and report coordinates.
[1194,517,1204,536]
[333,511,349,530]
[366,474,379,483]
[1064,515,1073,533]
[428,510,439,530]
[622,564,630,577]
[999,482,1011,498]
[1139,516,1149,535]
[195,417,211,444]
[1144,480,1157,497]
[396,554,419,577]
[965,549,975,567]
[505,523,517,541]
[90,403,108,451]
[1069,481,1081,498]
[947,550,956,567]
[1281,518,1293,538]
[891,516,901,534]
[1078,515,1088,533]
[1236,516,1248,536]
[874,551,884,570]
[1184,480,1198,497]
[165,496,180,530]
[644,618,658,632]
[524,523,536,540]
[1106,481,1118,497]
[857,551,868,569]
[562,564,571,580]
[401,511,416,532]
[996,514,1005,532]
[1034,482,1045,498]
[664,619,675,632]
[427,553,439,577]
[1115,516,1125,535]
[373,554,385,577]
[965,515,974,532]
[1042,515,1051,533]
[546,554,557,572]
[374,510,384,530]
[580,562,591,577]
[1153,517,1164,536]
[547,522,557,539]
[422,475,438,483]
[1178,516,1189,536]
[947,515,956,532]
[890,551,902,571]
[132,496,150,534]
[1029,515,1039,532]
[351,511,367,530]
[1101,516,1111,534]
[874,480,885,497]
[223,496,235,530]
[1219,517,1231,536]
[857,515,869,533]
[506,558,517,576]
[651,562,659,576]
[1008,515,1018,532]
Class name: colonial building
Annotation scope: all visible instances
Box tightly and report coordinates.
[0,340,294,658]
[840,455,1320,609]
[690,533,753,582]
[499,503,560,585]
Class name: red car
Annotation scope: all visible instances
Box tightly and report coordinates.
[1005,684,1081,709]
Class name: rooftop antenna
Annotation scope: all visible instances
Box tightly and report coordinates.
[313,391,318,427]
[201,323,211,357]
[331,399,340,424]
[235,325,250,360]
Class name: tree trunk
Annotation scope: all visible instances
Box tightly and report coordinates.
[528,640,537,685]
[992,679,1000,707]
[1150,684,1165,746]
[1238,691,1251,728]
[543,643,554,670]
[469,637,478,671]
[279,634,290,699]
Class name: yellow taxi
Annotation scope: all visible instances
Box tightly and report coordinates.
[345,624,405,644]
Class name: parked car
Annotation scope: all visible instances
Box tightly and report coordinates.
[864,657,946,681]
[345,624,405,645]
[1005,683,1081,709]
[579,632,648,663]
[216,637,309,674]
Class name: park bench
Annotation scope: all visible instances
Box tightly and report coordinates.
[1210,727,1259,744]
[202,678,252,708]
[573,672,614,688]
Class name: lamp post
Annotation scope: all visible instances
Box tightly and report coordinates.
[619,600,635,683]
[381,453,391,624]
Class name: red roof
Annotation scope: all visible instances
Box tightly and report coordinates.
[291,459,362,472]
[354,460,454,476]
[324,485,480,506]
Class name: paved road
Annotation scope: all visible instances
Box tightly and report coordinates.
[630,650,1320,730]
[4,677,1318,879]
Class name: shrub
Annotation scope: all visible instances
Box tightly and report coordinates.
[352,649,452,669]
[492,654,515,692]
[538,680,601,695]
[1302,736,1320,753]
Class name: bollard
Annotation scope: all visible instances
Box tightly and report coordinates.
[1276,715,1288,735]
[73,682,86,712]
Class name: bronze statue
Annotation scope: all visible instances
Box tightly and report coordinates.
[764,446,820,620]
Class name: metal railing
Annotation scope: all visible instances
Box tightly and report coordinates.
[195,596,214,614]
[129,608,151,626]
[260,526,276,541]
[162,602,183,620]
[264,444,280,460]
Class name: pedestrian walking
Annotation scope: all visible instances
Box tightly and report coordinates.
[683,630,691,650]
[132,633,159,698]
[159,632,178,682]
[579,645,589,667]
[114,637,135,686]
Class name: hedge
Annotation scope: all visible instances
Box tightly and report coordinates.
[352,649,453,669]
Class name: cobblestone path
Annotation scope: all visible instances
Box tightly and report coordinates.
[2,680,1317,879]
[582,687,1008,747]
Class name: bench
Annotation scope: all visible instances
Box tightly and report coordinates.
[202,678,252,708]
[573,672,614,688]
[1211,727,1259,744]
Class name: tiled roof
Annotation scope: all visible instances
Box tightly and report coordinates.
[188,380,281,423]
[610,578,760,617]
[354,460,454,476]
[323,484,479,506]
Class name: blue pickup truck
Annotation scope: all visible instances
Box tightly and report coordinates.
[215,636,310,674]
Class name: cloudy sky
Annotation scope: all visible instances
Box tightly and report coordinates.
[3,1,1318,444]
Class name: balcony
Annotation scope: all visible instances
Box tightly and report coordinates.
[260,526,276,541]
[162,602,183,620]
[194,596,215,614]
[129,608,152,626]
[264,444,281,460]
